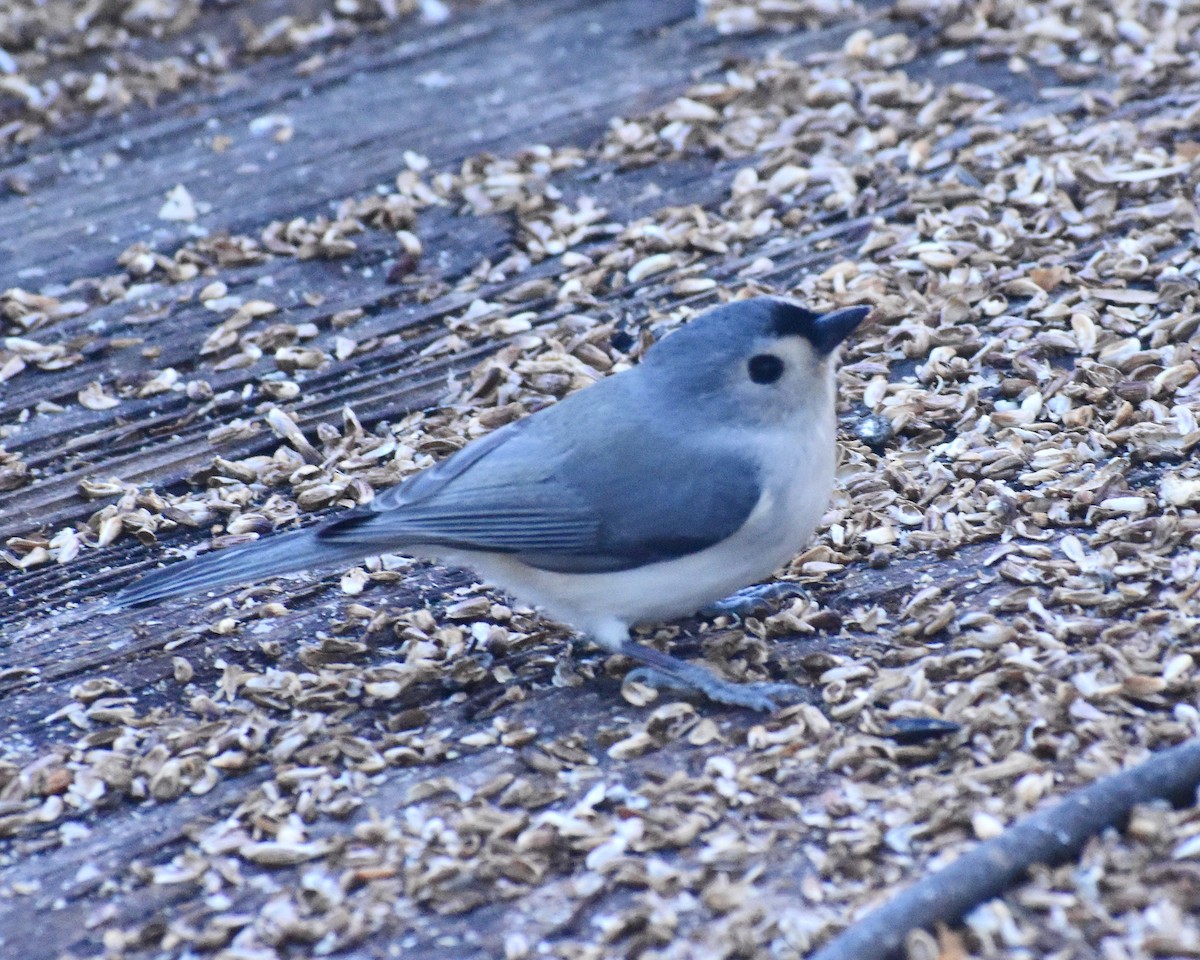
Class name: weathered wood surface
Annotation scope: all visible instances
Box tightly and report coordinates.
[2,0,1197,958]
[0,0,919,547]
[2,5,921,957]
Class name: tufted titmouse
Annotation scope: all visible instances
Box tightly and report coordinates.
[114,296,868,710]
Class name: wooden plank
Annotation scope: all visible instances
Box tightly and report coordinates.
[0,541,998,959]
[0,0,861,287]
[4,0,1194,958]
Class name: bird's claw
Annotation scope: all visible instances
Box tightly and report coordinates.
[617,637,811,712]
[700,582,809,620]
[625,666,809,713]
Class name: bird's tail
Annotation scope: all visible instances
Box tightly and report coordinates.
[112,526,372,609]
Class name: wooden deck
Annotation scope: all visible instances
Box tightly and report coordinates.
[2,0,1198,957]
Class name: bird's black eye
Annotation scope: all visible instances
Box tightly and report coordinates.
[748,354,785,384]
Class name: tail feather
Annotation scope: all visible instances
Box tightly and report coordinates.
[113,527,371,608]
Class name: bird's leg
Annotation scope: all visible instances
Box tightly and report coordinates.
[616,637,809,713]
[699,581,810,620]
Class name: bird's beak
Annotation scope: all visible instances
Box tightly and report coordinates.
[810,305,871,354]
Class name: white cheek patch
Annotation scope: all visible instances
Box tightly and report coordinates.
[773,338,820,370]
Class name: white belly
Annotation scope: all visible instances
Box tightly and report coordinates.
[438,415,837,646]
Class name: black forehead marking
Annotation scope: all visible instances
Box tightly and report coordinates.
[768,301,823,342]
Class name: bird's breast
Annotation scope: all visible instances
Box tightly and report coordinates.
[744,416,837,557]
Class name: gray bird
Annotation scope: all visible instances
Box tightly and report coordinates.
[114,296,868,710]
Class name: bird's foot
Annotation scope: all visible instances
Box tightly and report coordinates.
[700,581,809,620]
[619,639,808,713]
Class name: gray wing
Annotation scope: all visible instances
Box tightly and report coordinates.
[316,391,763,573]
